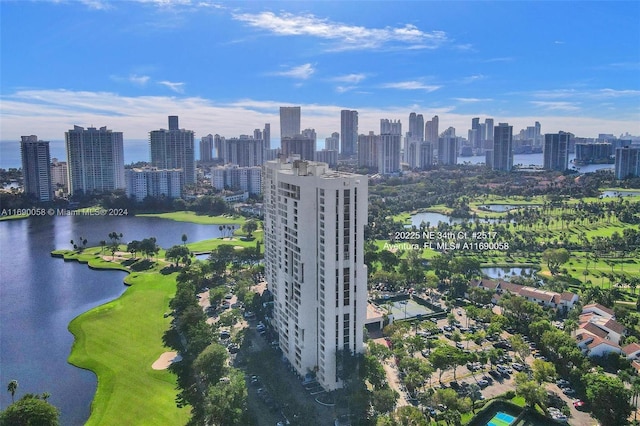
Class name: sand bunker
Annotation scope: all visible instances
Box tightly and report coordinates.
[152,351,182,370]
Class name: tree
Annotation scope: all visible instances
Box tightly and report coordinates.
[7,380,17,403]
[371,386,398,415]
[531,359,556,385]
[393,405,428,425]
[203,371,247,426]
[515,374,546,409]
[542,248,570,275]
[585,373,632,426]
[0,393,60,426]
[193,343,228,385]
[241,220,258,239]
[181,233,188,245]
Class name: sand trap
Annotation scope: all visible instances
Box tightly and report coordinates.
[152,351,182,370]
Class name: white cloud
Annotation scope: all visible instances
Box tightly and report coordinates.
[332,73,367,84]
[158,80,185,93]
[78,0,112,10]
[597,88,640,97]
[1,89,638,147]
[272,64,315,80]
[129,74,151,85]
[530,101,581,111]
[460,74,486,84]
[454,98,493,103]
[232,11,447,51]
[380,81,441,92]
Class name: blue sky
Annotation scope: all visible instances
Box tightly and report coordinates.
[1,0,639,154]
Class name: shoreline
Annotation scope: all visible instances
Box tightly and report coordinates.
[53,248,189,425]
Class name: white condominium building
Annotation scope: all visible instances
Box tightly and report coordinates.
[263,158,368,390]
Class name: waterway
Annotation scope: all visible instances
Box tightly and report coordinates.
[457,152,615,174]
[0,215,229,424]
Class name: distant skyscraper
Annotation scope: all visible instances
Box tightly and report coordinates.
[358,132,379,170]
[168,115,179,131]
[419,142,433,169]
[340,110,358,157]
[543,132,570,171]
[438,128,458,165]
[20,135,53,201]
[264,123,271,149]
[223,136,264,166]
[65,125,125,195]
[200,134,214,162]
[263,158,368,391]
[484,118,494,149]
[425,115,439,144]
[325,132,340,152]
[280,107,301,140]
[615,146,640,179]
[281,135,315,161]
[50,158,68,194]
[214,134,225,159]
[378,119,402,174]
[150,116,196,185]
[471,117,481,150]
[492,123,513,172]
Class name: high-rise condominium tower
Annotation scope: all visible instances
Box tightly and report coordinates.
[280,107,301,140]
[65,125,125,195]
[615,146,640,179]
[492,123,513,172]
[543,132,570,172]
[200,134,214,162]
[340,110,358,157]
[378,119,402,174]
[150,116,196,186]
[20,135,53,201]
[263,158,368,391]
[438,127,458,166]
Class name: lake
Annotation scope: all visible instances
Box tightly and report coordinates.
[0,215,229,424]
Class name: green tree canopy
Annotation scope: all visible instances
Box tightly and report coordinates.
[0,393,60,426]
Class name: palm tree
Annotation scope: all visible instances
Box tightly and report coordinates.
[7,379,18,403]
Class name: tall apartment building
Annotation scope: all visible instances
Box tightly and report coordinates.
[425,115,439,144]
[50,158,68,194]
[125,167,182,200]
[325,132,340,152]
[264,123,271,149]
[149,116,196,185]
[281,136,315,161]
[340,110,358,157]
[20,135,53,201]
[484,118,494,150]
[223,136,264,166]
[65,125,125,195]
[315,150,338,168]
[492,123,514,172]
[200,134,214,162]
[543,132,570,171]
[419,142,433,169]
[211,164,262,195]
[615,146,640,179]
[378,119,402,174]
[263,158,368,391]
[280,107,301,140]
[437,128,458,165]
[470,117,481,150]
[357,132,379,170]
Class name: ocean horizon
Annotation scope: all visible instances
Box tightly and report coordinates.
[1,139,155,169]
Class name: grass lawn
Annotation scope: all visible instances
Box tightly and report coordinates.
[187,230,263,253]
[137,210,246,225]
[58,249,190,426]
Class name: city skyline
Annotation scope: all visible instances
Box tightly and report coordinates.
[1,0,639,147]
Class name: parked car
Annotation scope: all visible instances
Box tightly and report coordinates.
[556,379,571,388]
[512,363,525,372]
[477,379,489,388]
[562,388,576,396]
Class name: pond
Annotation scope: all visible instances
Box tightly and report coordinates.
[479,204,541,212]
[481,267,536,279]
[600,190,640,198]
[408,212,504,228]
